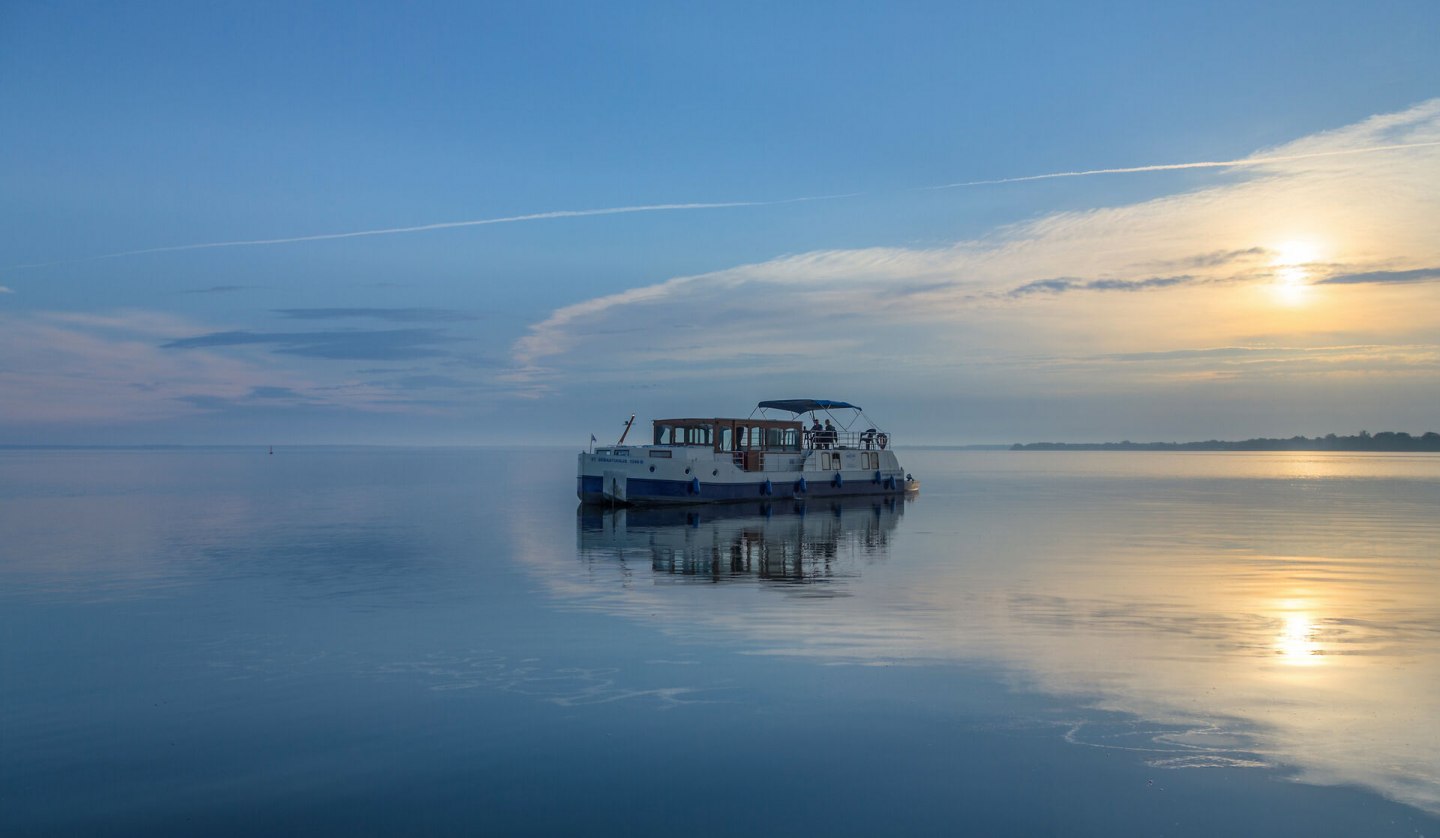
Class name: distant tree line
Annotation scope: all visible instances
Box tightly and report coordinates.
[1011,431,1440,452]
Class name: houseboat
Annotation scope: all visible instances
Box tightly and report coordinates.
[577,399,917,505]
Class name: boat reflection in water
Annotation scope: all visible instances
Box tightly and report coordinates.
[577,497,904,587]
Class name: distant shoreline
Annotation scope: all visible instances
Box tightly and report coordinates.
[1011,431,1440,452]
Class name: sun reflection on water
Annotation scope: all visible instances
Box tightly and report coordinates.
[1275,611,1324,666]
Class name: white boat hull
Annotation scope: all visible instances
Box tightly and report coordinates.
[578,445,909,505]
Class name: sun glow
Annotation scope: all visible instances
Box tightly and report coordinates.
[1268,239,1324,306]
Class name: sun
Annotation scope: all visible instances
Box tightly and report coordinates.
[1268,239,1324,306]
[1272,240,1322,266]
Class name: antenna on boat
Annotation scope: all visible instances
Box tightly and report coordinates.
[617,413,636,445]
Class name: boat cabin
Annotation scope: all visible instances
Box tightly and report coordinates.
[653,418,804,453]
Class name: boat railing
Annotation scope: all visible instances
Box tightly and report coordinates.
[804,429,891,451]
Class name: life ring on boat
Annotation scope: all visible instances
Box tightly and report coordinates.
[876,433,888,450]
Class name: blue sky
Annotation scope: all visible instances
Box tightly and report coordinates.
[3,1,1438,444]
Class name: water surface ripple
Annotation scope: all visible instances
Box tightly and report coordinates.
[2,448,1437,835]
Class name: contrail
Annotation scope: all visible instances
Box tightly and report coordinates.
[5,194,856,271]
[931,140,1440,188]
[5,139,1436,271]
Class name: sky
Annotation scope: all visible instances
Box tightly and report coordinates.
[2,1,1438,445]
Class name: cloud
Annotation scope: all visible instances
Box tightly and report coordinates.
[0,311,314,423]
[1007,274,1197,297]
[379,375,473,390]
[163,328,455,360]
[1139,247,1268,271]
[181,285,251,294]
[507,100,1440,398]
[273,307,478,322]
[0,310,494,427]
[0,285,14,294]
[248,386,310,399]
[1317,266,1440,285]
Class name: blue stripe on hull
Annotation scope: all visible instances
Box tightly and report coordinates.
[578,474,905,505]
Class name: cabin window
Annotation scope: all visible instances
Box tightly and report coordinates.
[719,426,734,451]
[654,424,672,445]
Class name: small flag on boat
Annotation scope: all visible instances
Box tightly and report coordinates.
[590,434,597,442]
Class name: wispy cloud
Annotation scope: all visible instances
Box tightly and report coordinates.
[181,285,252,294]
[273,307,478,322]
[1317,266,1440,285]
[1007,274,1197,297]
[931,140,1440,188]
[0,310,481,426]
[507,100,1440,398]
[163,328,456,361]
[247,385,311,400]
[0,311,314,423]
[1138,247,1268,271]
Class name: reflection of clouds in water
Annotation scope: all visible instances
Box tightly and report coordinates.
[520,457,1440,814]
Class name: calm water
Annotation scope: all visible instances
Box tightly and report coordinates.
[2,448,1438,836]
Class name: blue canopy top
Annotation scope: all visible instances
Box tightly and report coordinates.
[756,399,861,414]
